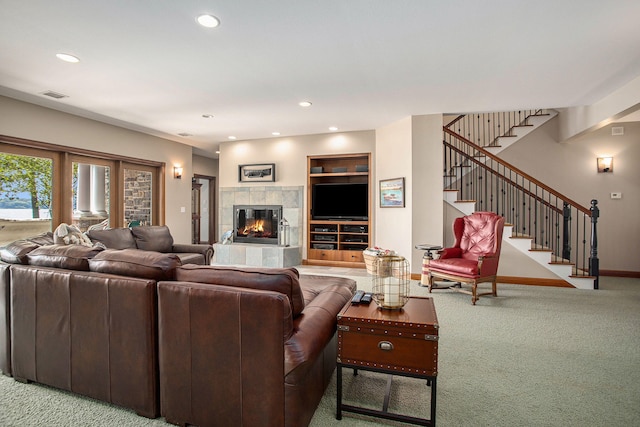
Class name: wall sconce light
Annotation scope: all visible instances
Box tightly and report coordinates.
[597,157,613,173]
[174,166,183,179]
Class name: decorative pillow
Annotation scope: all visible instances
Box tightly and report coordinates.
[175,265,305,317]
[26,244,104,271]
[87,227,137,250]
[130,225,174,253]
[87,218,110,231]
[0,239,40,264]
[89,248,181,281]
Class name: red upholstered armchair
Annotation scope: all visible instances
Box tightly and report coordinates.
[428,211,505,305]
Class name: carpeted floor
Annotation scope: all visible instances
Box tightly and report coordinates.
[1,273,639,426]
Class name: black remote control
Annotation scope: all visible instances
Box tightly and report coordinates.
[351,290,365,305]
[360,292,372,304]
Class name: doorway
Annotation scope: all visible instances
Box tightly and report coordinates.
[192,174,216,244]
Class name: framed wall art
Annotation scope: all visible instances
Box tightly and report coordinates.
[238,163,276,182]
[379,177,405,208]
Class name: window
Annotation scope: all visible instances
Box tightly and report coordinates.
[0,136,164,244]
[0,146,57,245]
[70,158,112,231]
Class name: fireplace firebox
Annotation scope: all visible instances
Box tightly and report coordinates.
[233,205,282,245]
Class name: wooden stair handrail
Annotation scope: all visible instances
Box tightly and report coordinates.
[444,141,562,215]
[443,127,591,216]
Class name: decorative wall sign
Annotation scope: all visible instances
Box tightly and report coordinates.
[379,177,405,208]
[238,163,276,182]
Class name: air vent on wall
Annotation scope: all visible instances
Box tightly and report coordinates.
[611,126,624,136]
[40,90,68,99]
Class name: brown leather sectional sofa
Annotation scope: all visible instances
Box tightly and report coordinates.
[0,228,356,426]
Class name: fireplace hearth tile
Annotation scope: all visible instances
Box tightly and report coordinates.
[213,243,301,268]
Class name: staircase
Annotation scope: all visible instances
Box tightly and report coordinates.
[442,110,598,290]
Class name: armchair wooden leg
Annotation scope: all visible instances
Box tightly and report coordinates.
[471,282,478,305]
[492,279,498,297]
[427,273,434,293]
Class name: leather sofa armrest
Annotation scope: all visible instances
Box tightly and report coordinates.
[0,262,11,376]
[171,244,214,264]
[439,247,462,259]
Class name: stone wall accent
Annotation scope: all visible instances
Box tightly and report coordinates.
[124,169,152,226]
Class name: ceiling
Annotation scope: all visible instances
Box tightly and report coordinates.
[1,1,640,158]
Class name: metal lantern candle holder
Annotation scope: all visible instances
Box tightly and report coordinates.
[372,255,410,309]
[278,217,290,247]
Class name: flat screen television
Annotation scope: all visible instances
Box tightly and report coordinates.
[311,183,368,220]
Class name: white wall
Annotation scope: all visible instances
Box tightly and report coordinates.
[0,96,193,242]
[558,75,640,141]
[375,114,443,275]
[219,131,376,258]
[499,117,640,272]
[193,154,218,178]
[218,131,375,188]
[375,117,413,260]
[410,115,444,272]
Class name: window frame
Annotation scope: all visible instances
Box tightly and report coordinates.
[1,135,164,231]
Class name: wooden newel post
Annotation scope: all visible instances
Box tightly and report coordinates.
[589,199,599,290]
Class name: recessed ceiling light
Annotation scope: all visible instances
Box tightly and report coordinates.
[178,132,192,137]
[202,114,214,118]
[272,132,281,136]
[329,126,338,131]
[56,53,80,63]
[196,14,220,28]
[228,136,237,140]
[299,101,312,107]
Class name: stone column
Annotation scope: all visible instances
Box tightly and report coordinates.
[76,163,91,217]
[90,165,108,216]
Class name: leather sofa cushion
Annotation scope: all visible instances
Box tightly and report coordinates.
[89,249,181,281]
[25,231,54,246]
[0,240,40,264]
[0,232,54,264]
[176,265,305,317]
[87,228,137,250]
[131,226,173,253]
[27,244,103,271]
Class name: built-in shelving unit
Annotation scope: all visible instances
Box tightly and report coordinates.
[306,153,371,268]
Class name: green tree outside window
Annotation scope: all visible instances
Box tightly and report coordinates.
[0,153,52,218]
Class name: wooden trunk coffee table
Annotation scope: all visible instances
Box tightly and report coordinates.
[336,296,439,426]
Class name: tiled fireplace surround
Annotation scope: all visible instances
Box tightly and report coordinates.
[216,186,303,267]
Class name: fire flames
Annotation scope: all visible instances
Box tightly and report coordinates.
[242,219,264,234]
[239,219,273,237]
